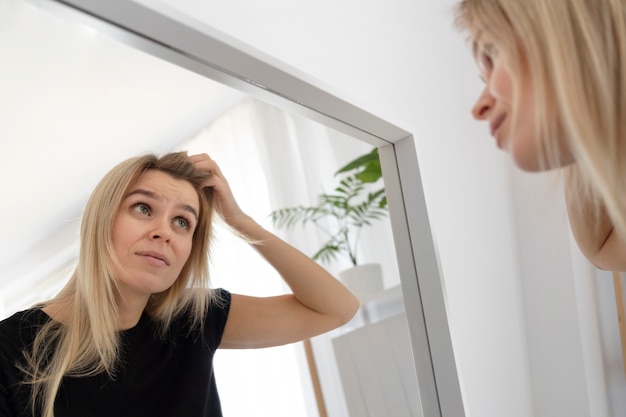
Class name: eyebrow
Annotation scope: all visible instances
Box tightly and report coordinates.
[125,189,199,221]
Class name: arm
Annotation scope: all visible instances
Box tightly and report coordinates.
[565,184,626,271]
[190,154,360,349]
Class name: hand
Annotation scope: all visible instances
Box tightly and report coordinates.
[188,153,246,225]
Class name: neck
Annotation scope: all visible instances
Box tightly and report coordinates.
[115,293,150,330]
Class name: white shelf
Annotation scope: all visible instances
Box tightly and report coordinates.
[335,285,406,336]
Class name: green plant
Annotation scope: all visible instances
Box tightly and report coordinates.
[269,148,387,266]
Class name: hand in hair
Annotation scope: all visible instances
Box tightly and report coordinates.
[188,153,246,227]
[187,153,359,349]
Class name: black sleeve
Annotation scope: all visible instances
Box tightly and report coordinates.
[204,288,231,349]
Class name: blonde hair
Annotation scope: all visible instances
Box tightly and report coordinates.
[455,0,626,237]
[23,152,220,417]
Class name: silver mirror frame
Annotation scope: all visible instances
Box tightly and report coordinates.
[25,0,465,415]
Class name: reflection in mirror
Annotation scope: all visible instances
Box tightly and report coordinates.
[0,0,421,416]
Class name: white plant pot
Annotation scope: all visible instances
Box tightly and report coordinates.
[339,263,384,301]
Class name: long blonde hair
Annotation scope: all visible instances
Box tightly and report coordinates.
[455,0,626,237]
[23,152,220,417]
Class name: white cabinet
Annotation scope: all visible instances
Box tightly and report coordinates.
[331,286,422,417]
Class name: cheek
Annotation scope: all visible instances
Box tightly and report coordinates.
[489,63,514,104]
[110,221,125,254]
[507,76,546,170]
[111,216,134,251]
[176,238,194,265]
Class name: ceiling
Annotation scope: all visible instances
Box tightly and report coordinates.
[0,0,246,290]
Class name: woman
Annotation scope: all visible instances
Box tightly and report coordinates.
[455,0,626,271]
[0,152,360,417]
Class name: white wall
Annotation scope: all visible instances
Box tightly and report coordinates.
[509,169,612,417]
[152,0,625,416]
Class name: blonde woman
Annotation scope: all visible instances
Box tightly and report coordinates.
[455,0,626,271]
[0,152,359,417]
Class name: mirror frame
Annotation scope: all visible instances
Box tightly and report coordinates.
[25,0,465,415]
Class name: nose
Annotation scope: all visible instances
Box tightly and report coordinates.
[149,218,171,243]
[472,86,494,120]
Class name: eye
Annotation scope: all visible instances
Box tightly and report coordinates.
[479,52,493,71]
[475,43,497,77]
[484,44,498,65]
[132,202,151,216]
[174,216,190,230]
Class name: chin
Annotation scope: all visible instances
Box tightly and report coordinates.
[512,155,544,172]
[508,140,548,172]
[512,149,574,172]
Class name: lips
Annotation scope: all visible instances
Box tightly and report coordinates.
[136,251,170,266]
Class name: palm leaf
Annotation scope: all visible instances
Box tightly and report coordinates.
[268,147,388,266]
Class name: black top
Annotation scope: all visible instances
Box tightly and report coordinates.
[0,289,231,417]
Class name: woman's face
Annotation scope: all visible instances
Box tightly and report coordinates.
[111,170,200,302]
[470,33,574,171]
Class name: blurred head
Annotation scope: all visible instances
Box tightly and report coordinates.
[456,0,626,238]
[456,0,625,172]
[78,152,215,316]
[468,28,551,170]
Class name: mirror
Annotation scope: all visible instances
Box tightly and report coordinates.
[0,0,463,416]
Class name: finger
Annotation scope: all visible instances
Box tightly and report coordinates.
[188,153,218,170]
[187,154,217,174]
[192,159,215,172]
[188,153,211,163]
[194,160,225,180]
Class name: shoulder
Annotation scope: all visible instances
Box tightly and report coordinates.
[180,288,231,319]
[170,288,231,347]
[0,309,48,342]
[208,288,231,318]
[0,309,48,375]
[173,288,231,321]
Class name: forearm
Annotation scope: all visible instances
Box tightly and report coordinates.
[229,214,360,323]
